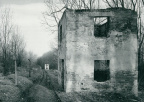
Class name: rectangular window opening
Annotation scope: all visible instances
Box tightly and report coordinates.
[94,17,110,37]
[94,60,110,82]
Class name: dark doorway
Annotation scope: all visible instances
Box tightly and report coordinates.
[61,59,64,90]
[94,60,110,82]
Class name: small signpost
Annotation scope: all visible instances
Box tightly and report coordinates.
[45,64,49,70]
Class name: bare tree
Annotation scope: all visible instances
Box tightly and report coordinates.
[0,7,13,75]
[102,0,137,11]
[61,0,99,9]
[8,26,25,84]
[42,0,101,33]
[42,0,62,32]
[43,0,139,32]
[11,27,26,67]
[0,7,26,75]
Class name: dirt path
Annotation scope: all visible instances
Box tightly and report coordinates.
[21,70,61,102]
[28,84,60,102]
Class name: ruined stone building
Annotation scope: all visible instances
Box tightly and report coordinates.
[58,8,138,96]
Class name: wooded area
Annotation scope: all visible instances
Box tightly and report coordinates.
[0,7,38,75]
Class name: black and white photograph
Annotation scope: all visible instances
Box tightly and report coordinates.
[0,0,144,102]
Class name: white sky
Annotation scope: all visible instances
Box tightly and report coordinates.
[0,1,57,57]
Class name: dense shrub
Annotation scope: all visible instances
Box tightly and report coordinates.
[17,67,29,78]
[7,74,33,92]
[28,85,58,102]
[0,78,13,85]
[29,68,43,82]
[47,70,62,91]
[0,79,20,102]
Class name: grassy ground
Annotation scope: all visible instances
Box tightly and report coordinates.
[14,68,60,102]
[17,67,29,78]
[28,85,60,102]
[57,91,140,102]
[0,67,43,102]
[0,75,20,102]
[47,70,142,102]
[47,70,63,91]
[7,74,33,92]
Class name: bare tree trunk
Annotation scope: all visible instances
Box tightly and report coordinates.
[15,59,17,85]
[0,8,12,75]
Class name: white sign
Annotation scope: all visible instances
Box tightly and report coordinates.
[45,64,49,70]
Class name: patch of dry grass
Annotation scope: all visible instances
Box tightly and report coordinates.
[47,70,62,91]
[29,68,43,82]
[0,78,13,85]
[7,74,33,92]
[17,67,43,83]
[57,91,139,102]
[0,78,20,102]
[17,67,29,78]
[28,85,59,102]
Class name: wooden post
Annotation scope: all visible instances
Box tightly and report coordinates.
[15,58,17,85]
[14,43,17,85]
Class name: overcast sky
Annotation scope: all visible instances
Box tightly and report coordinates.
[0,0,57,57]
[0,0,43,5]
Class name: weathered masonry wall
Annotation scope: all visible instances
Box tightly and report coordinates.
[58,8,138,96]
[58,11,67,90]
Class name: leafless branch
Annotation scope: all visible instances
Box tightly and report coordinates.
[51,6,66,14]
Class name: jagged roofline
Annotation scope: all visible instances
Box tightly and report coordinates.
[58,7,137,26]
[66,7,137,12]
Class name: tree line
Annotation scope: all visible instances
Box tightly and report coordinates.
[36,49,58,70]
[0,7,37,75]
